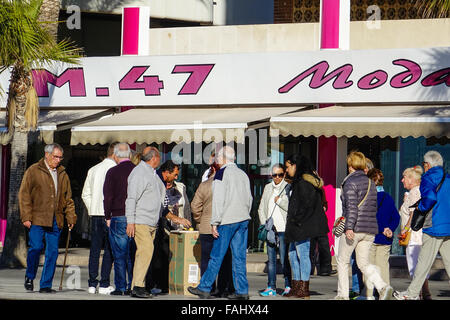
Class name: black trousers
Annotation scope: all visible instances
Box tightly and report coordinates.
[310,235,333,274]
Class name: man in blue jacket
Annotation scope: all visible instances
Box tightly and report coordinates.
[394,150,450,300]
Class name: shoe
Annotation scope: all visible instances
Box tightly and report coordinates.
[226,293,250,300]
[39,287,56,293]
[24,277,33,291]
[281,286,291,296]
[259,287,276,297]
[124,289,132,296]
[88,286,96,294]
[98,286,114,295]
[296,280,310,299]
[110,290,126,296]
[349,290,360,299]
[354,295,375,300]
[132,286,151,299]
[151,287,162,295]
[284,280,300,298]
[379,285,393,300]
[319,270,337,276]
[187,286,212,299]
[393,290,419,300]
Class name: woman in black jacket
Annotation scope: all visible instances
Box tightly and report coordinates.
[284,154,329,299]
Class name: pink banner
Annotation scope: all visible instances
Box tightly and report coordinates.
[320,0,340,49]
[122,7,140,55]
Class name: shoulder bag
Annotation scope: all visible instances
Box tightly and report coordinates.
[410,169,446,232]
[333,178,372,237]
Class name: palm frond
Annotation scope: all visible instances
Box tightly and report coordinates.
[416,0,450,18]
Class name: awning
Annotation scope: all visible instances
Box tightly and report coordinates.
[270,105,450,138]
[0,108,116,145]
[70,106,304,145]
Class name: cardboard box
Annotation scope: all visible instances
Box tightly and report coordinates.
[169,230,201,296]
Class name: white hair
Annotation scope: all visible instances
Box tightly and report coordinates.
[44,143,63,155]
[217,146,235,163]
[114,143,131,159]
[423,150,444,168]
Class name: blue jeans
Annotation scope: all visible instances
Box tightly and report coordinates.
[108,216,132,292]
[198,220,249,295]
[267,232,291,288]
[288,239,311,281]
[199,234,234,294]
[88,216,113,288]
[351,251,363,293]
[25,217,61,289]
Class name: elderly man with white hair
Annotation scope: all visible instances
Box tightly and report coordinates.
[395,150,450,300]
[188,145,253,300]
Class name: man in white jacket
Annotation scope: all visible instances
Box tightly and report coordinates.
[82,143,117,295]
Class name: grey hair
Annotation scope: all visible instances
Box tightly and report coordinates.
[114,143,131,159]
[44,143,64,155]
[423,150,444,168]
[217,146,235,163]
[142,146,159,162]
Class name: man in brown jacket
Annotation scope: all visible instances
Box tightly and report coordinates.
[19,143,77,293]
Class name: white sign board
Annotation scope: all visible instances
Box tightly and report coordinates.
[0,47,449,108]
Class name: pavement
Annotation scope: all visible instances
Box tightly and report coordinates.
[0,247,448,302]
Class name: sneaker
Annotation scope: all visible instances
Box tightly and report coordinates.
[393,290,419,300]
[349,290,360,299]
[24,277,34,291]
[110,289,126,296]
[88,286,96,294]
[259,287,276,297]
[379,285,394,300]
[354,295,376,300]
[132,286,152,299]
[98,286,114,295]
[281,287,291,296]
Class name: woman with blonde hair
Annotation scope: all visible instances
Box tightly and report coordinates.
[334,151,393,300]
[399,165,431,299]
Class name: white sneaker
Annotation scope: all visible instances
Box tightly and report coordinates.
[88,286,97,294]
[393,290,419,300]
[98,286,115,295]
[379,285,394,300]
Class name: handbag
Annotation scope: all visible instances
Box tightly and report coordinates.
[258,184,288,242]
[410,169,446,232]
[398,229,411,246]
[333,178,372,237]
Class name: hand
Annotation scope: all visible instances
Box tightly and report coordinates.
[211,225,219,239]
[126,224,135,237]
[274,196,280,203]
[68,224,74,230]
[383,228,393,238]
[106,220,111,228]
[23,221,31,229]
[345,229,354,240]
[177,217,192,228]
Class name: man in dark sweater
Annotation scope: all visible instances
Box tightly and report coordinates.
[103,143,136,296]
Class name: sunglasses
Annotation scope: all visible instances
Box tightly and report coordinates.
[272,173,284,178]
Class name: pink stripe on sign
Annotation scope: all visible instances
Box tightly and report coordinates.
[122,7,140,55]
[321,0,340,49]
[0,219,6,247]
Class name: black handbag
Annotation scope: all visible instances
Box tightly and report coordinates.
[410,169,446,232]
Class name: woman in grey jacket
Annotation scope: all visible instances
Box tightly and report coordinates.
[334,151,393,300]
[257,164,291,297]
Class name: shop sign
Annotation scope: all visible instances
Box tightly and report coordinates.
[0,47,448,108]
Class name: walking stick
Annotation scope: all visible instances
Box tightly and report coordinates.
[59,227,71,291]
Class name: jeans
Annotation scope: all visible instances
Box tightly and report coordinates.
[351,251,363,293]
[108,216,132,292]
[88,216,113,288]
[25,217,61,289]
[199,234,234,294]
[267,232,291,288]
[198,220,249,295]
[288,239,311,281]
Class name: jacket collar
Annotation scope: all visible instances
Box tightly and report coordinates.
[38,158,65,175]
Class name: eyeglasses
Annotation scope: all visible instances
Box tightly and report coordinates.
[272,173,284,178]
[52,154,64,160]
